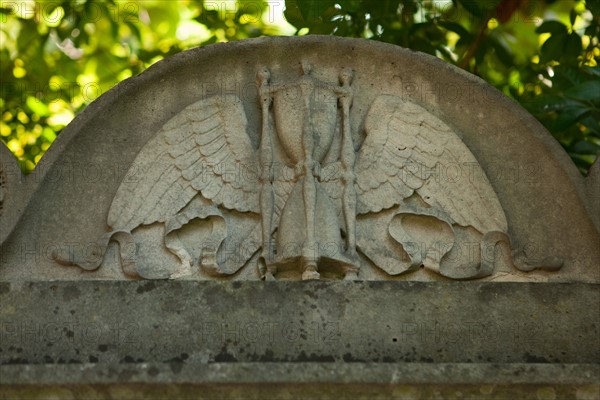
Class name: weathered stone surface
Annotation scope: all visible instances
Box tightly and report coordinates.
[587,158,600,230]
[0,281,597,364]
[0,36,597,282]
[2,362,599,386]
[0,36,598,393]
[0,143,24,245]
[1,363,598,397]
[1,281,599,395]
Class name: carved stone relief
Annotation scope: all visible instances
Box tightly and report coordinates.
[53,63,563,280]
[0,163,5,217]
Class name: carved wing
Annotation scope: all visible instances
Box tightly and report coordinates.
[108,95,260,231]
[354,95,507,234]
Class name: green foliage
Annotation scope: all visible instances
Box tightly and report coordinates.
[284,0,599,174]
[0,0,285,171]
[1,0,598,174]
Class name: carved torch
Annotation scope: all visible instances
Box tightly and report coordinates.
[257,67,276,280]
[338,68,358,265]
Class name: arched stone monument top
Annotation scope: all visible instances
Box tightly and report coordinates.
[1,36,599,395]
[1,36,598,282]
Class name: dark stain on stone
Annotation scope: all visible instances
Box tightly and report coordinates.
[343,353,361,362]
[527,284,562,308]
[136,281,156,294]
[166,354,187,363]
[98,344,108,352]
[476,286,500,303]
[169,362,184,374]
[214,346,237,362]
[121,356,145,363]
[148,366,160,377]
[524,352,549,363]
[89,355,98,363]
[295,351,335,362]
[62,285,81,301]
[6,357,29,364]
[119,369,137,381]
[312,281,332,291]
[0,283,9,295]
[65,330,74,338]
[70,309,76,315]
[256,349,274,362]
[44,355,54,363]
[232,281,242,289]
[419,356,434,362]
[382,356,395,362]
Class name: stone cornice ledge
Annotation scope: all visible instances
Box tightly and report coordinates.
[1,362,598,385]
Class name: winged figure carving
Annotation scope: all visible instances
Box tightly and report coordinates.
[54,62,562,280]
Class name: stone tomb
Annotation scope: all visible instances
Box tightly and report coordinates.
[0,37,598,398]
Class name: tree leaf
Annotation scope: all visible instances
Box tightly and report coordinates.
[582,66,600,77]
[456,0,501,17]
[540,32,567,63]
[438,21,471,38]
[298,0,337,23]
[489,34,513,66]
[569,8,577,27]
[535,20,567,35]
[572,140,600,155]
[565,81,600,102]
[553,107,590,131]
[562,33,583,63]
[283,0,305,28]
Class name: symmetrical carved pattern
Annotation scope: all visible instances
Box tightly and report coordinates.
[54,63,563,280]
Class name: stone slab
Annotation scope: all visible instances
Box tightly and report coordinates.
[0,281,597,366]
[2,362,598,386]
[1,365,598,400]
